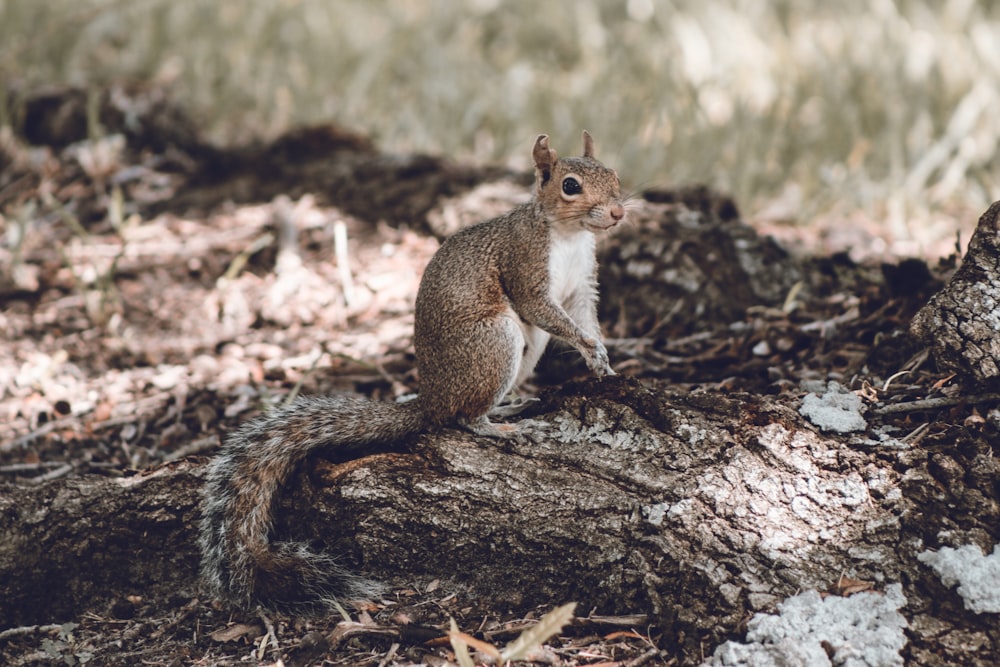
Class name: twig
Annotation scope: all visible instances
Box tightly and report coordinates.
[799,307,860,333]
[333,218,356,308]
[624,647,672,667]
[0,624,62,642]
[873,393,1000,415]
[377,641,400,667]
[901,423,931,445]
[881,370,910,392]
[273,194,303,280]
[327,621,401,645]
[2,416,76,451]
[782,280,804,313]
[25,463,74,485]
[221,232,275,281]
[162,435,221,462]
[576,614,651,628]
[0,461,66,474]
[256,609,281,662]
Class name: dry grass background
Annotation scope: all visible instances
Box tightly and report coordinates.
[3,0,999,258]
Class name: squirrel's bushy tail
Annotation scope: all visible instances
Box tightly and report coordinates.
[198,395,426,613]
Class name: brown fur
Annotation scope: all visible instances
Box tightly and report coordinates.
[199,132,626,612]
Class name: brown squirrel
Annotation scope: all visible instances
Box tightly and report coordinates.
[199,131,626,612]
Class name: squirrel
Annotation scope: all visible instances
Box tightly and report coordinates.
[199,131,626,613]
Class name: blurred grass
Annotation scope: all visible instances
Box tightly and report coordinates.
[2,0,999,256]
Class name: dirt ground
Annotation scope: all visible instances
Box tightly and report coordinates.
[1,85,997,666]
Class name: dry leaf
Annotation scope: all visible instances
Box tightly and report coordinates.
[932,373,957,389]
[209,623,261,643]
[964,408,985,428]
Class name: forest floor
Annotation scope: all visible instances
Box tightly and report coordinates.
[1,86,996,666]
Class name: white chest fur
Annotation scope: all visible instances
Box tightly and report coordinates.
[548,229,596,305]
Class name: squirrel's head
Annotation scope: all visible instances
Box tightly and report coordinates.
[532,131,625,232]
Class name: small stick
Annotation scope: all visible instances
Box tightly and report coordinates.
[0,624,62,641]
[25,463,74,485]
[881,370,910,392]
[256,609,281,662]
[162,435,221,462]
[377,641,400,667]
[221,233,274,281]
[3,418,71,451]
[0,461,66,474]
[333,219,355,308]
[624,647,673,667]
[873,393,1000,415]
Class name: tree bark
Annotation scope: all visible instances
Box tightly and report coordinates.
[0,462,203,628]
[3,377,997,662]
[911,200,1000,387]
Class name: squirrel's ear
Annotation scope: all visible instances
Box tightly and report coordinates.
[533,134,557,184]
[582,130,595,158]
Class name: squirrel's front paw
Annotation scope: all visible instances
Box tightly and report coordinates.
[586,340,615,377]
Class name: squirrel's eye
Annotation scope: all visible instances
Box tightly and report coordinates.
[562,177,582,196]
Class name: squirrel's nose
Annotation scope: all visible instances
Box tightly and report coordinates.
[610,204,625,221]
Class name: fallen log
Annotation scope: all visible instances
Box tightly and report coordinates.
[3,376,996,663]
